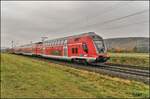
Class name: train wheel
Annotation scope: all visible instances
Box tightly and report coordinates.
[82,59,88,65]
[71,59,76,64]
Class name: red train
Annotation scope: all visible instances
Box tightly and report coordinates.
[13,32,110,64]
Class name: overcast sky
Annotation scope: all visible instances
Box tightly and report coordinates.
[1,1,149,47]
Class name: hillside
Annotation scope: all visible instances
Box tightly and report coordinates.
[1,53,149,98]
[104,37,149,52]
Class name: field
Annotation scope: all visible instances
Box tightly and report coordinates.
[108,53,149,68]
[1,53,149,98]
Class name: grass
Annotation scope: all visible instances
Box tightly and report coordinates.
[108,52,149,68]
[1,53,149,98]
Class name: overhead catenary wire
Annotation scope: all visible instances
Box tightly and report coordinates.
[71,9,149,31]
[103,20,148,30]
[50,3,148,34]
[54,10,148,34]
[51,2,129,33]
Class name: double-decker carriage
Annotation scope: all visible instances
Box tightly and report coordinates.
[13,32,110,64]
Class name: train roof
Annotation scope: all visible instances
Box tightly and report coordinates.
[66,32,98,38]
[14,32,102,48]
[45,32,101,42]
[14,41,43,48]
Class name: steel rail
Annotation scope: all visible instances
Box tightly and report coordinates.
[97,64,149,77]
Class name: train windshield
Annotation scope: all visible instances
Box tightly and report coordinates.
[91,35,105,53]
[94,40,105,53]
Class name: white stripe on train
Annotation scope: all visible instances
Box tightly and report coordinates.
[16,52,96,63]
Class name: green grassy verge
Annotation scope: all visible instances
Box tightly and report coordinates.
[108,53,149,68]
[1,53,149,98]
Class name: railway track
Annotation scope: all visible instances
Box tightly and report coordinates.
[97,64,149,77]
[105,62,149,70]
[17,54,150,84]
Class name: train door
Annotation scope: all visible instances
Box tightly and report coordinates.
[71,47,78,56]
[82,42,89,55]
[63,40,68,56]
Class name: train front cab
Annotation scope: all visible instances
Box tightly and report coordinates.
[68,33,109,64]
[89,34,110,63]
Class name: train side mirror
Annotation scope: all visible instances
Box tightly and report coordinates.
[82,43,88,53]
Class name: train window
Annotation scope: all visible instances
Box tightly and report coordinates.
[75,48,78,53]
[59,40,60,45]
[53,41,55,45]
[59,40,61,45]
[58,40,60,45]
[51,41,53,46]
[53,41,54,45]
[62,40,64,45]
[55,41,57,45]
[54,41,56,45]
[48,41,49,46]
[61,40,64,45]
[56,40,59,45]
[94,40,105,53]
[72,48,78,54]
[92,36,96,39]
[50,42,51,46]
[56,41,58,45]
[49,42,51,46]
[82,43,88,53]
[72,48,74,54]
[57,40,59,45]
[55,40,57,45]
[60,40,62,45]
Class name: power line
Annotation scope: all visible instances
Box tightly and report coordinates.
[102,20,148,30]
[55,9,148,34]
[51,2,127,32]
[51,2,148,33]
[75,9,149,31]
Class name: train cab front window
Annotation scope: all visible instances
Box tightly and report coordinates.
[94,40,105,53]
[91,35,106,53]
